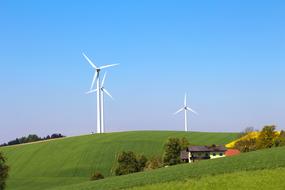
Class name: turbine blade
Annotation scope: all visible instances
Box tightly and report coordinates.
[90,71,98,90]
[82,53,98,69]
[101,72,107,87]
[184,93,187,106]
[186,107,198,115]
[102,88,114,100]
[99,64,119,69]
[174,108,184,115]
[86,89,98,94]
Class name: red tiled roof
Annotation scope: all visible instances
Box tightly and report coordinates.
[225,149,240,157]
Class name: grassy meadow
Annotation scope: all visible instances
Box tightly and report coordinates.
[1,131,238,190]
[127,168,285,190]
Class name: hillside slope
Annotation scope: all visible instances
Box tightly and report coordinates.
[1,131,237,190]
[128,168,285,190]
[51,146,285,190]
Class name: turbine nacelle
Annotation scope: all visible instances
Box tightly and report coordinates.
[83,52,119,90]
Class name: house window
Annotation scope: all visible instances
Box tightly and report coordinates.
[219,153,223,156]
[213,153,216,156]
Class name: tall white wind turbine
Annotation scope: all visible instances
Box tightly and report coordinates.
[83,53,118,134]
[174,93,198,132]
[87,72,114,133]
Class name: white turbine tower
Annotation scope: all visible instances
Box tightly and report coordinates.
[87,72,114,133]
[174,93,198,132]
[83,53,118,134]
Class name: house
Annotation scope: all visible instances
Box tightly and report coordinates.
[180,145,227,163]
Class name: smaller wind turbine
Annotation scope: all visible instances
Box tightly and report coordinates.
[174,93,198,132]
[86,72,113,133]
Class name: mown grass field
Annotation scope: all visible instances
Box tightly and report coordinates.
[50,146,285,190]
[0,131,238,190]
[127,168,285,190]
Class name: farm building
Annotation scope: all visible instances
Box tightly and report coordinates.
[181,145,227,163]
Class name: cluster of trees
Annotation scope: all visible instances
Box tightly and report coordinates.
[0,152,9,190]
[235,125,285,152]
[0,133,65,147]
[113,137,189,176]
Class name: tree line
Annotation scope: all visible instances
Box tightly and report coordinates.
[0,133,65,147]
[91,137,190,180]
[234,125,285,152]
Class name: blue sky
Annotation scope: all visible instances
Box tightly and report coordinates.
[0,0,285,143]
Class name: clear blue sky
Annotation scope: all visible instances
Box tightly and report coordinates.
[1,0,285,143]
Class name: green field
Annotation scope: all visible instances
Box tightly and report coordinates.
[127,168,285,190]
[50,146,285,190]
[1,131,238,190]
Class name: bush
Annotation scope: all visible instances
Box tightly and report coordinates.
[115,151,148,176]
[256,125,278,149]
[137,154,148,171]
[90,172,104,181]
[235,125,285,152]
[145,156,163,170]
[274,130,285,147]
[234,138,257,152]
[0,152,9,190]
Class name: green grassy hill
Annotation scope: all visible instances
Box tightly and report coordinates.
[128,168,285,190]
[50,146,285,190]
[1,131,238,190]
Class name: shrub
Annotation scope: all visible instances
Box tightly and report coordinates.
[137,154,148,171]
[234,138,257,152]
[90,172,104,181]
[235,125,285,152]
[256,125,278,149]
[274,130,285,147]
[115,151,148,176]
[145,156,163,170]
[0,152,9,190]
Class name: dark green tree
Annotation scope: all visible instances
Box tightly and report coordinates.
[0,152,9,190]
[163,138,182,166]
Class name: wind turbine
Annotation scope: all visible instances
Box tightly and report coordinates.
[83,53,118,133]
[174,93,198,132]
[87,72,114,133]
